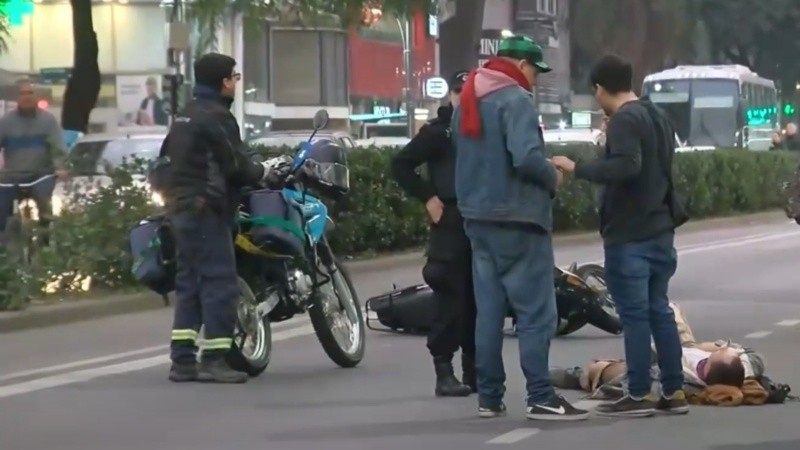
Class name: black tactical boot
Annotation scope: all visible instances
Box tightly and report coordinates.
[462,353,477,394]
[434,356,472,397]
[197,358,249,384]
[168,361,198,383]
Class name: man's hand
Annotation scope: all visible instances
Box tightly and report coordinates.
[425,196,444,224]
[551,156,576,173]
[555,167,564,187]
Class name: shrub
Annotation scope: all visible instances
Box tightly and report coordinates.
[0,146,795,310]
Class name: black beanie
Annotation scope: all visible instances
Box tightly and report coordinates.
[194,53,237,90]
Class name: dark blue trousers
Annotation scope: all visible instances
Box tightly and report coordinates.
[604,231,684,398]
[169,209,240,363]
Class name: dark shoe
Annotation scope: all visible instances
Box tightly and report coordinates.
[168,361,198,383]
[462,353,477,394]
[197,358,248,384]
[595,394,656,418]
[656,390,690,415]
[549,367,583,390]
[478,402,507,418]
[434,358,472,397]
[526,394,590,421]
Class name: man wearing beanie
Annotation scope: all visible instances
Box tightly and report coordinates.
[158,52,291,383]
[390,70,476,398]
[452,35,589,420]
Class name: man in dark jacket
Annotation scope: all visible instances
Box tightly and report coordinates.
[160,53,289,384]
[390,70,475,397]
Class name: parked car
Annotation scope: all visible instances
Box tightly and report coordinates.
[54,130,166,215]
[543,128,600,146]
[355,136,410,148]
[249,130,357,151]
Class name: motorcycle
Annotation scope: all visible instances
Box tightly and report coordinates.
[366,262,621,337]
[225,109,365,376]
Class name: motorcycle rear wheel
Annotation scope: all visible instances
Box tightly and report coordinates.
[308,259,366,368]
[227,277,273,376]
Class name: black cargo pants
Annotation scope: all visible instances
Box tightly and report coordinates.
[423,205,476,360]
[169,207,240,363]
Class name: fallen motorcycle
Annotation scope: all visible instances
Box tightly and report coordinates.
[365,262,621,337]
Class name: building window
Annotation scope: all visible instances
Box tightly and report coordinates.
[270,28,349,106]
[243,22,270,103]
[271,30,322,105]
[537,0,558,15]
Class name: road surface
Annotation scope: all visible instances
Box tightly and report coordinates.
[1,217,800,450]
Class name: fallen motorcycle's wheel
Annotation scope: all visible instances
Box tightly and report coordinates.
[575,264,623,335]
[227,277,273,377]
[309,258,366,368]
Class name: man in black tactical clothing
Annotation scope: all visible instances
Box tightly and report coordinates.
[391,70,476,397]
[159,53,290,384]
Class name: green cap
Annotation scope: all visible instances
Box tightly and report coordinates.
[497,35,551,73]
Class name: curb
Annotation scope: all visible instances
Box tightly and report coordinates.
[0,210,789,333]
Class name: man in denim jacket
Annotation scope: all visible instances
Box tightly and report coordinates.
[452,35,588,421]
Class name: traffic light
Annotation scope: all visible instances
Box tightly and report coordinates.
[0,0,34,27]
[784,102,796,116]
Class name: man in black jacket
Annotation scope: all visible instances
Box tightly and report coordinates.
[160,53,289,384]
[390,70,475,397]
[551,55,688,417]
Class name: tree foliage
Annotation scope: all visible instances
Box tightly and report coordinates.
[0,11,10,53]
[570,0,698,91]
[700,0,800,94]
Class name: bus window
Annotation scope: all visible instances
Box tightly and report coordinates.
[690,79,739,148]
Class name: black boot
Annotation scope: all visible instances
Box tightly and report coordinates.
[168,361,198,383]
[462,353,477,394]
[197,358,248,384]
[434,356,472,397]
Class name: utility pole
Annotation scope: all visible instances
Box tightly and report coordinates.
[166,0,190,124]
[400,14,414,138]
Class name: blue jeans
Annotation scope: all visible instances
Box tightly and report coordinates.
[604,232,684,398]
[464,220,557,407]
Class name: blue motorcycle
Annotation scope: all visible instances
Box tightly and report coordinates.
[227,110,365,376]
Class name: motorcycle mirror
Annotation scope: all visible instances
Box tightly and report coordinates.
[312,109,329,131]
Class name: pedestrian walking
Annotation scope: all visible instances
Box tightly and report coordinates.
[551,54,690,417]
[391,70,476,397]
[452,35,589,421]
[158,53,290,383]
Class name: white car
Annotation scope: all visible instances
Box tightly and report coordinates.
[543,128,601,146]
[355,136,411,148]
[55,130,166,214]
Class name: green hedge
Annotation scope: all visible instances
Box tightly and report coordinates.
[0,146,796,310]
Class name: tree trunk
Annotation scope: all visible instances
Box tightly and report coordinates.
[61,0,100,132]
[438,0,485,76]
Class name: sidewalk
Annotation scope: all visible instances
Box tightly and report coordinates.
[0,210,787,334]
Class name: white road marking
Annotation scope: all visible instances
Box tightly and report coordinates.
[0,317,311,383]
[486,428,540,444]
[579,230,800,266]
[0,324,316,400]
[776,319,800,327]
[744,331,773,339]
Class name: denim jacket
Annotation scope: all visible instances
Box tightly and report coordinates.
[452,69,558,231]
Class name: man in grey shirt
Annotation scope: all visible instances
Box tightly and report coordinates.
[0,79,67,241]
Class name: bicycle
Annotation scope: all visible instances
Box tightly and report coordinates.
[0,173,57,265]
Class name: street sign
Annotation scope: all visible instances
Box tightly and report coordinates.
[39,67,72,85]
[424,77,449,99]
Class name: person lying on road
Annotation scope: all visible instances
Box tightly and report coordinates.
[550,302,794,407]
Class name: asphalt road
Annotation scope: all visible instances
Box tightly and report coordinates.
[2,216,800,450]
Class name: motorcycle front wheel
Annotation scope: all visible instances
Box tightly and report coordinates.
[575,264,623,336]
[227,277,273,376]
[308,258,366,368]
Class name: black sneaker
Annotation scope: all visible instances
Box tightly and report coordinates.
[595,394,656,418]
[478,403,507,418]
[197,359,248,384]
[656,390,690,415]
[526,395,590,421]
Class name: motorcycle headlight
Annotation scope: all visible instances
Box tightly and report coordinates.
[151,191,164,207]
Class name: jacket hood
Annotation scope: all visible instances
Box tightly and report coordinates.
[474,67,523,99]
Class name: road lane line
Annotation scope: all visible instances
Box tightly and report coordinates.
[776,319,800,327]
[0,317,311,383]
[0,324,316,400]
[744,331,773,339]
[486,428,540,444]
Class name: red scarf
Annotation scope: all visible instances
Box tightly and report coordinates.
[460,57,532,139]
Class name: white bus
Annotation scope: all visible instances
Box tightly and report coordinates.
[642,65,779,150]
